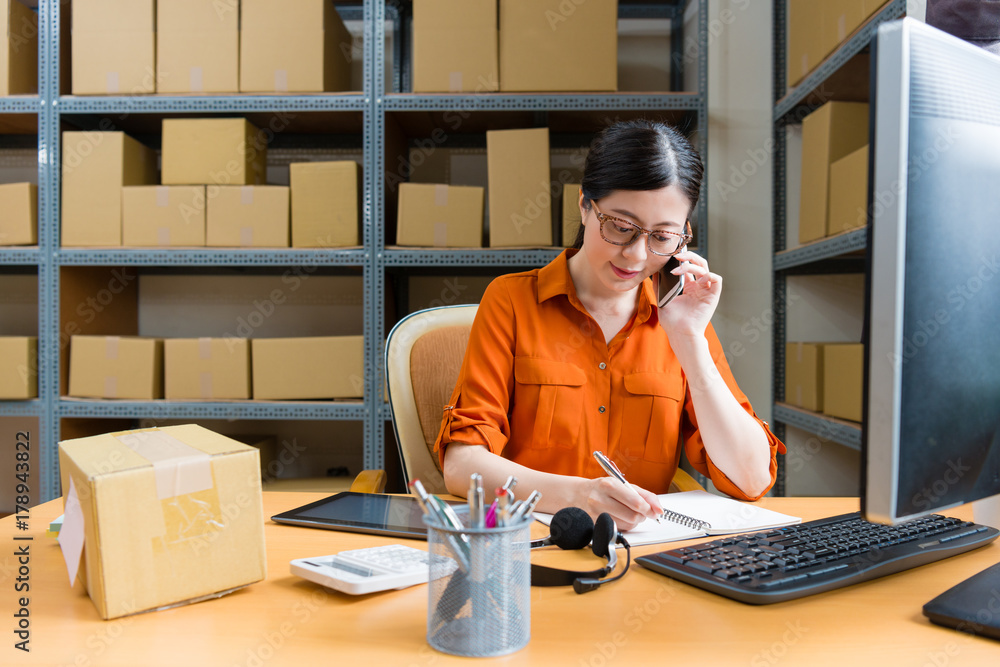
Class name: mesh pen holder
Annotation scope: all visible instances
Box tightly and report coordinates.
[424,509,532,657]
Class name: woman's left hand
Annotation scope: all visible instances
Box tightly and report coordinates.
[656,250,722,339]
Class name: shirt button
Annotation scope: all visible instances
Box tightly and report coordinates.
[599,362,607,370]
[598,406,606,414]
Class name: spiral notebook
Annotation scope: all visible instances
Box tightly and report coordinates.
[534,490,801,547]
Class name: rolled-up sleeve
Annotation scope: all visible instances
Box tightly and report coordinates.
[433,280,517,465]
[681,326,786,501]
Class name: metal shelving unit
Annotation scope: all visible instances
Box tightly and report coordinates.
[16,0,708,501]
[771,0,907,495]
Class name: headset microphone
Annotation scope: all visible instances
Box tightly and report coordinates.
[530,509,631,594]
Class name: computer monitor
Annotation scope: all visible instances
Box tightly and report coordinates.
[862,18,1000,525]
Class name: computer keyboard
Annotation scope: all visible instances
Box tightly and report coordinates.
[636,512,999,604]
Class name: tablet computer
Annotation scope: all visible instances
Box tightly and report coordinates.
[271,492,454,539]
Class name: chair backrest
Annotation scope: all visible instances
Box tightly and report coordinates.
[385,304,479,494]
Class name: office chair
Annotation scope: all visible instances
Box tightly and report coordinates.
[384,304,704,495]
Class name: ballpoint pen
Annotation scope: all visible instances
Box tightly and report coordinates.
[592,451,662,523]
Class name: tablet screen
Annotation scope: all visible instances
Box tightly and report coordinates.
[271,492,449,539]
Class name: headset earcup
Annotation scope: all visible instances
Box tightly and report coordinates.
[591,513,616,559]
[549,507,594,550]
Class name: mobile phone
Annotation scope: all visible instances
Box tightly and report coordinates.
[657,256,686,307]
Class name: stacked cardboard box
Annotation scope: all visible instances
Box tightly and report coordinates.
[412,0,498,93]
[164,338,252,400]
[823,343,864,422]
[0,183,37,246]
[290,161,361,248]
[0,0,38,95]
[252,336,364,400]
[157,0,240,94]
[121,186,206,247]
[784,342,824,412]
[68,335,163,400]
[62,132,158,247]
[827,145,869,236]
[487,128,552,247]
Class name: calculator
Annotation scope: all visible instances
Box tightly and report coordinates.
[290,544,458,595]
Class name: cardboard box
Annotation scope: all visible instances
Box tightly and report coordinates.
[500,0,617,92]
[240,0,353,93]
[68,335,163,400]
[823,343,864,422]
[72,0,156,94]
[57,424,267,619]
[164,338,251,400]
[61,132,159,246]
[823,1,867,58]
[0,182,37,245]
[122,186,207,247]
[252,336,364,399]
[162,118,267,186]
[290,161,360,247]
[828,145,869,236]
[230,434,278,479]
[157,0,240,93]
[0,0,38,95]
[413,0,498,93]
[487,128,552,247]
[206,186,290,247]
[798,102,869,244]
[784,342,823,412]
[396,183,484,247]
[562,183,582,247]
[0,336,36,399]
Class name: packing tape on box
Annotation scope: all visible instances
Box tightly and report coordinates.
[156,186,170,207]
[274,69,288,92]
[200,372,213,399]
[434,184,449,207]
[796,385,803,406]
[115,430,214,500]
[105,336,120,360]
[106,71,120,94]
[198,337,213,360]
[104,376,118,399]
[58,477,85,587]
[449,72,463,93]
[241,187,254,205]
[189,66,204,93]
[434,222,448,247]
[240,227,254,246]
[157,227,171,246]
[795,342,803,363]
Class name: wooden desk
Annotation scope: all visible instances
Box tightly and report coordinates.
[2,494,998,666]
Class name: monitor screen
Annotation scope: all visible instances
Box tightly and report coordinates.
[862,19,1000,524]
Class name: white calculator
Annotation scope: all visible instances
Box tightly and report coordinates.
[290,544,457,595]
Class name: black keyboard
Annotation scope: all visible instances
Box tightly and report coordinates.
[636,512,999,604]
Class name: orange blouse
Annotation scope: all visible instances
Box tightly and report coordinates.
[433,250,785,500]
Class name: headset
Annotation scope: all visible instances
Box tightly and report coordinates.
[529,507,631,594]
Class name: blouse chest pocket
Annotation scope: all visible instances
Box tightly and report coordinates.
[620,372,684,463]
[513,357,586,450]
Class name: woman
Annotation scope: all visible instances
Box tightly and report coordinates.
[434,120,784,531]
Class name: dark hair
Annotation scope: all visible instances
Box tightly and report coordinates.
[573,120,703,249]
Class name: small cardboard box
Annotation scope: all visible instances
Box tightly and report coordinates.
[823,343,864,422]
[499,0,617,92]
[68,335,163,400]
[0,182,37,245]
[487,128,552,247]
[252,336,364,399]
[397,183,484,247]
[562,183,582,247]
[72,0,156,94]
[0,0,38,95]
[157,0,240,94]
[798,102,869,244]
[206,186,290,247]
[290,161,360,248]
[61,131,159,247]
[240,0,353,93]
[164,338,251,400]
[785,342,824,412]
[823,1,868,59]
[413,0,498,93]
[162,118,267,186]
[827,145,869,236]
[57,424,267,619]
[0,336,37,399]
[122,186,207,247]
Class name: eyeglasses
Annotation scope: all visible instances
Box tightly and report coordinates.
[592,200,693,257]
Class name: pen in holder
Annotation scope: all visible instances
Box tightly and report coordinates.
[424,507,532,657]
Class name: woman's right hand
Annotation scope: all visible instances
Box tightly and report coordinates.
[577,477,664,531]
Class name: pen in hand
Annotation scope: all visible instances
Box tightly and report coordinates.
[592,450,662,523]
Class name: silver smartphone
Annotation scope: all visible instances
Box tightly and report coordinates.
[657,256,685,307]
